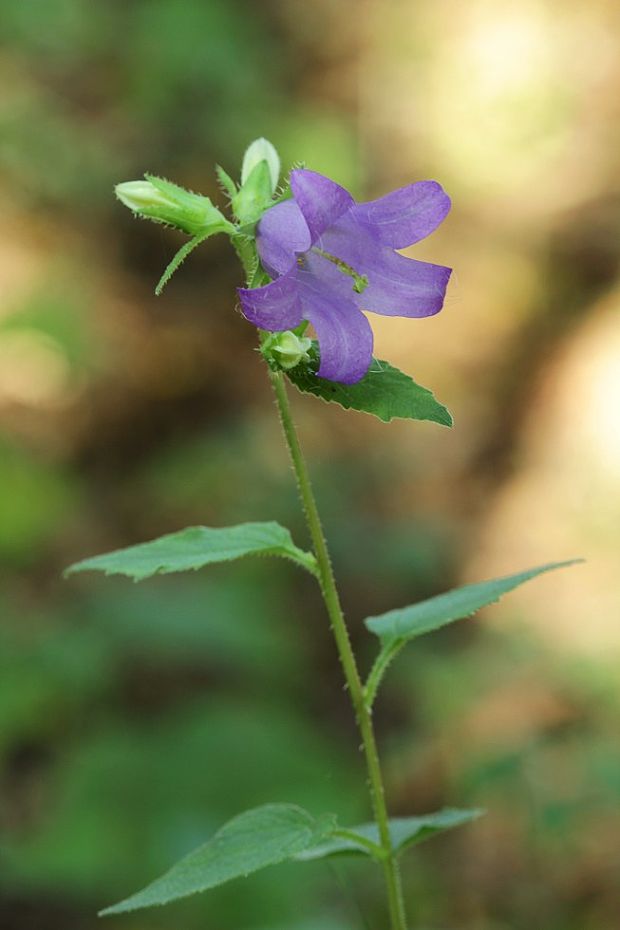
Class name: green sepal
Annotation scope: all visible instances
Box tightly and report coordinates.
[231,232,261,284]
[65,522,318,581]
[155,230,213,295]
[232,159,274,226]
[100,804,335,915]
[241,138,280,194]
[249,264,271,288]
[144,175,233,236]
[286,343,452,426]
[215,164,238,201]
[272,162,304,206]
[296,808,484,862]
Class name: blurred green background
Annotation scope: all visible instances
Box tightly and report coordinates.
[1,1,619,928]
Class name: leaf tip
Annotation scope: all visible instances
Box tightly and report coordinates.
[62,562,81,579]
[438,406,454,427]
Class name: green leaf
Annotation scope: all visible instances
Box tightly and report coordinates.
[297,808,483,861]
[65,522,318,581]
[100,804,334,915]
[366,560,581,642]
[287,350,452,426]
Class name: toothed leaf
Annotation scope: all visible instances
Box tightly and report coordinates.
[366,561,581,642]
[287,346,452,426]
[101,804,334,915]
[65,522,317,581]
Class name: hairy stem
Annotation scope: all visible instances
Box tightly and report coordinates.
[269,369,408,930]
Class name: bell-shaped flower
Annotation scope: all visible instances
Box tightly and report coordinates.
[238,169,452,384]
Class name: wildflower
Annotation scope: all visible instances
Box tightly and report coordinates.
[238,169,451,384]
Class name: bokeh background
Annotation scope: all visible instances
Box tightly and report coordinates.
[1,1,619,928]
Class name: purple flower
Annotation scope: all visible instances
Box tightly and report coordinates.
[238,169,451,384]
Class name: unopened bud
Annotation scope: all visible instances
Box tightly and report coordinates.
[263,330,312,371]
[115,175,233,237]
[241,138,280,195]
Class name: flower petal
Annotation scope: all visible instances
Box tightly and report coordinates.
[352,180,451,248]
[321,220,451,317]
[256,200,311,276]
[366,250,451,317]
[291,169,354,242]
[297,263,374,384]
[237,269,304,331]
[361,250,451,317]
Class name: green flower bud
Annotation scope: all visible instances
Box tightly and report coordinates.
[241,138,280,195]
[262,330,312,371]
[115,175,234,237]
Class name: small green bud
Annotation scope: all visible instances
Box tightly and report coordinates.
[241,138,280,195]
[232,161,272,226]
[115,175,234,237]
[262,330,312,371]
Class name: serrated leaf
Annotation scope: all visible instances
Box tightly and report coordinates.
[297,808,483,861]
[101,804,333,915]
[366,560,581,642]
[65,522,317,581]
[287,351,452,426]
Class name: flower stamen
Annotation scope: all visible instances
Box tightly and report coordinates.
[312,247,369,294]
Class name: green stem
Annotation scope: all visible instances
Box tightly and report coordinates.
[269,369,408,930]
[330,829,386,860]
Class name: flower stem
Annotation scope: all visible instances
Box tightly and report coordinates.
[269,368,409,930]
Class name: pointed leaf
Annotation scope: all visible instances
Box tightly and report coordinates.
[66,522,317,581]
[287,351,452,426]
[366,560,581,642]
[297,808,483,861]
[101,804,333,915]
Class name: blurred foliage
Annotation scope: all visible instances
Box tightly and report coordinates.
[1,0,620,929]
[0,442,78,563]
